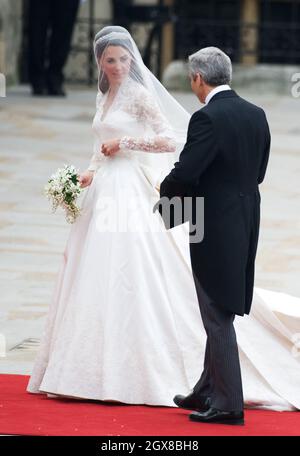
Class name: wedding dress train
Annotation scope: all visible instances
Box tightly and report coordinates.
[27,79,300,411]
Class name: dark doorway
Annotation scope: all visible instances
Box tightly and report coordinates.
[174,0,241,62]
[259,0,300,63]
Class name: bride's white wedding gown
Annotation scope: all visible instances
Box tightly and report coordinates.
[27,81,300,411]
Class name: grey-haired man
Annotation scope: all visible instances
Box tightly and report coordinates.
[159,47,271,425]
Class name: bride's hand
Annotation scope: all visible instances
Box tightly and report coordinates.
[101,139,120,156]
[78,170,94,188]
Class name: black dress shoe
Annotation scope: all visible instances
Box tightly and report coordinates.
[47,85,66,97]
[189,407,244,425]
[32,85,47,96]
[173,392,211,411]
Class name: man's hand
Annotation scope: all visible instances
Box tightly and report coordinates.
[78,170,94,188]
[101,139,120,156]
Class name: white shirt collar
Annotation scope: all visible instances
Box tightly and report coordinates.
[205,84,231,105]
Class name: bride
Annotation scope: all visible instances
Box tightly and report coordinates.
[27,26,300,411]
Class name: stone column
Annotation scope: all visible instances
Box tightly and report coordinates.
[161,0,174,73]
[0,16,5,76]
[240,0,259,65]
[0,0,22,85]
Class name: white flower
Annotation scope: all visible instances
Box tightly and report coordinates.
[44,164,84,223]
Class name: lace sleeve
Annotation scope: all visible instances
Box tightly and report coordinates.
[120,90,176,153]
[87,136,103,172]
[87,94,105,172]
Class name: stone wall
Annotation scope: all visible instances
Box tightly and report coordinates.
[64,0,111,83]
[64,0,158,83]
[0,0,22,85]
[162,60,300,96]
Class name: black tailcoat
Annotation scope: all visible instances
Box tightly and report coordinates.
[159,90,271,316]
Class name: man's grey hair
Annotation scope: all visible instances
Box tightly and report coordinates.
[188,46,232,86]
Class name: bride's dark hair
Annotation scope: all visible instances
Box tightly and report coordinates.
[94,26,144,93]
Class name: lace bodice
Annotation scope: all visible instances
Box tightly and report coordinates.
[87,79,176,172]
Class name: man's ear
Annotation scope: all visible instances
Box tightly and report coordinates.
[198,73,204,86]
[193,73,203,89]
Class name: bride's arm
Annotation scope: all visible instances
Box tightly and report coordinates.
[87,136,103,172]
[119,91,177,153]
[119,135,176,153]
[79,95,105,187]
[79,136,103,188]
[86,94,105,172]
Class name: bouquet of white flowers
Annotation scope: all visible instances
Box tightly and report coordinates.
[44,164,84,223]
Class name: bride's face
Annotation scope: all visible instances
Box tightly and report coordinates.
[100,45,132,86]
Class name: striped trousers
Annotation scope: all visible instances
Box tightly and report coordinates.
[192,272,244,412]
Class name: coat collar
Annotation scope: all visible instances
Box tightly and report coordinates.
[208,89,239,104]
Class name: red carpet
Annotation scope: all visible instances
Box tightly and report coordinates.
[0,374,299,436]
